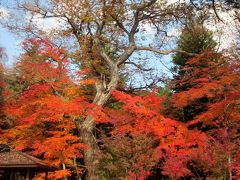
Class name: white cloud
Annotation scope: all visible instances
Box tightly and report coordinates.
[205,9,239,51]
[139,22,155,34]
[25,13,66,33]
[0,7,10,20]
[167,28,182,37]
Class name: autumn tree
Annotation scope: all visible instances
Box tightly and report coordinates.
[100,90,216,179]
[0,47,11,131]
[2,39,239,179]
[164,17,217,122]
[2,38,106,179]
[170,52,240,178]
[3,0,238,178]
[172,17,217,78]
[0,50,4,125]
[4,1,200,178]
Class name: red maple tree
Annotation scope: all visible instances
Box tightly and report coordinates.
[2,38,107,179]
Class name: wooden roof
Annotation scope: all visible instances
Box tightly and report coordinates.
[0,151,58,171]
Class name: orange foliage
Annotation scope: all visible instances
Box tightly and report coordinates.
[107,90,210,178]
[2,38,108,179]
[170,52,240,178]
[2,39,239,179]
[49,169,71,179]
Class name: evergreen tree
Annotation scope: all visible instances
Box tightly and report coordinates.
[172,19,217,80]
[167,18,217,122]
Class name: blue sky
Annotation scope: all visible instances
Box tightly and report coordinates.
[0,0,22,66]
[0,0,175,84]
[0,15,174,81]
[0,26,22,66]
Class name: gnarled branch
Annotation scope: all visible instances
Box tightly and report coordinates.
[135,46,197,56]
[124,61,153,71]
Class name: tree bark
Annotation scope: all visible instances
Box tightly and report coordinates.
[79,64,119,179]
[80,116,99,180]
[62,162,68,180]
[227,154,232,180]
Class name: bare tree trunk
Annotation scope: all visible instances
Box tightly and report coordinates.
[80,115,99,180]
[62,162,68,180]
[227,154,232,180]
[79,64,119,179]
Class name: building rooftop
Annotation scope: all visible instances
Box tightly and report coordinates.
[0,151,57,171]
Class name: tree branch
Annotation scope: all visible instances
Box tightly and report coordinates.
[110,14,130,35]
[117,0,161,67]
[129,0,157,43]
[124,61,153,71]
[212,0,224,22]
[135,46,197,56]
[135,0,157,12]
[93,38,114,67]
[117,43,136,65]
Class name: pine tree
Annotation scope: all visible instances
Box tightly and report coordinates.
[172,19,217,81]
[169,17,217,122]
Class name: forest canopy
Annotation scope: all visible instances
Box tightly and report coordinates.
[0,0,239,179]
